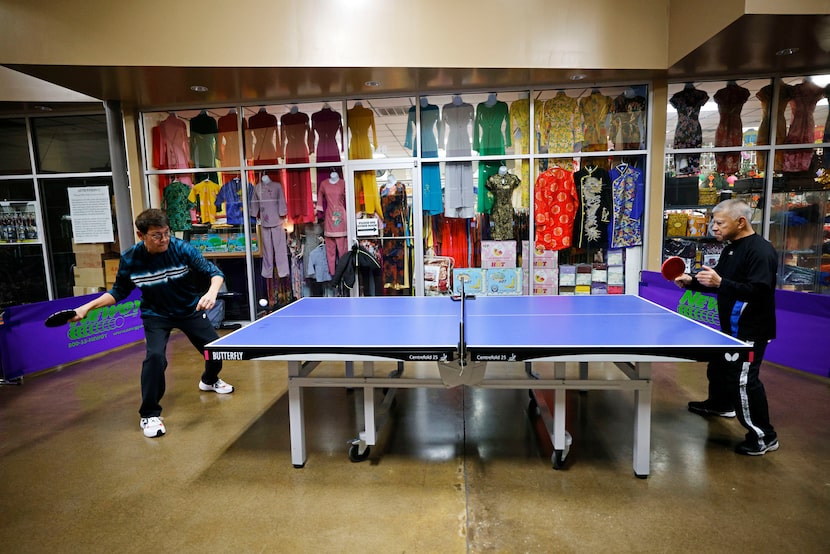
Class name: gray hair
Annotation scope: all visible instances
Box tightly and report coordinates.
[712,198,752,222]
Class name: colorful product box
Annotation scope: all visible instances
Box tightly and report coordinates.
[483,268,522,295]
[521,241,559,268]
[607,265,625,286]
[532,268,559,295]
[452,268,485,296]
[559,286,576,296]
[606,249,624,266]
[591,283,608,295]
[575,285,592,295]
[559,265,576,286]
[575,264,593,286]
[607,285,625,295]
[481,240,517,268]
[591,263,608,283]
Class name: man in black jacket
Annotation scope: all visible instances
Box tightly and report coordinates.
[674,199,779,456]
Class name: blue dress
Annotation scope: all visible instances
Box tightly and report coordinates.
[405,104,444,215]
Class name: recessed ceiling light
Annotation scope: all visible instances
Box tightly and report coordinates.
[364,80,381,87]
[569,73,586,81]
[775,47,799,56]
[190,85,208,92]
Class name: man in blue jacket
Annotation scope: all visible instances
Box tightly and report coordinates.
[674,199,778,456]
[72,209,234,438]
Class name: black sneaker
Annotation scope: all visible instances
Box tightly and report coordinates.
[735,439,779,456]
[688,400,736,418]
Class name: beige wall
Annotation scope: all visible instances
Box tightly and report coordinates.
[0,0,669,69]
[745,0,830,14]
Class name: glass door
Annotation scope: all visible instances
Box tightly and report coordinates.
[345,160,418,297]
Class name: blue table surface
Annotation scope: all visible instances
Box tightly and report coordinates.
[207,295,746,358]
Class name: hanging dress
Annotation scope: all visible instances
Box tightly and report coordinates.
[472,100,511,214]
[347,104,383,216]
[442,100,476,219]
[404,104,443,215]
[713,83,750,174]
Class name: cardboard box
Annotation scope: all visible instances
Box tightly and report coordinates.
[452,268,484,296]
[74,252,104,268]
[559,286,575,296]
[104,258,120,282]
[575,285,592,295]
[521,241,558,268]
[73,267,105,287]
[592,263,608,283]
[532,269,558,295]
[73,286,104,296]
[575,264,593,286]
[607,249,624,266]
[559,265,576,286]
[607,265,625,286]
[607,285,625,294]
[481,240,517,269]
[532,268,558,287]
[483,268,522,295]
[72,242,107,254]
[591,283,608,295]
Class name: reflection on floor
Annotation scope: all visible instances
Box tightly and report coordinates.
[1,332,828,552]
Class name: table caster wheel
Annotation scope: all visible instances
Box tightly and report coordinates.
[349,442,371,463]
[552,450,565,469]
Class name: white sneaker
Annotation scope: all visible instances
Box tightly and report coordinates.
[140,417,166,438]
[199,378,234,394]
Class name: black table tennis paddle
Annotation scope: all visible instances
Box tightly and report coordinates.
[44,309,77,327]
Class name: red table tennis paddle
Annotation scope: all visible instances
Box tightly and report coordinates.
[660,256,687,281]
[44,309,77,327]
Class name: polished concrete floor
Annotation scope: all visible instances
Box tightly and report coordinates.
[1,331,829,553]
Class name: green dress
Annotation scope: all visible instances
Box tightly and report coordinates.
[473,100,511,214]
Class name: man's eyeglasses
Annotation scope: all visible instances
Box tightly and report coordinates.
[146,230,171,241]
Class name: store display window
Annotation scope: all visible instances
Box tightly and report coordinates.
[138,85,652,315]
[663,74,830,294]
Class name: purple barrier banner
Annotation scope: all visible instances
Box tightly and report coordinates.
[640,271,830,378]
[0,289,144,380]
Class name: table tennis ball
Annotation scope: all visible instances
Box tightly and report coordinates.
[258,298,268,307]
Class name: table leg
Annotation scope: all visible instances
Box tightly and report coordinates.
[632,362,652,478]
[361,361,376,445]
[288,360,306,468]
[552,361,569,468]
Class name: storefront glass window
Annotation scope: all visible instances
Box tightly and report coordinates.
[0,118,31,175]
[39,177,116,299]
[32,115,110,174]
[663,75,830,294]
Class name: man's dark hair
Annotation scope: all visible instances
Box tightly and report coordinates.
[135,209,170,234]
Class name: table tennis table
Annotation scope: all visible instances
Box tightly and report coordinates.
[205,293,750,477]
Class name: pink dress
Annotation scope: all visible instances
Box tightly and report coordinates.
[783,80,825,172]
[714,84,750,174]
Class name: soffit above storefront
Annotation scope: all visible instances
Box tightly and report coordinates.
[0,67,662,113]
[667,14,830,79]
[1,13,828,114]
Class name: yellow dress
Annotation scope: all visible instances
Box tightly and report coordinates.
[541,92,583,154]
[509,98,543,207]
[347,105,382,216]
[579,91,612,152]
